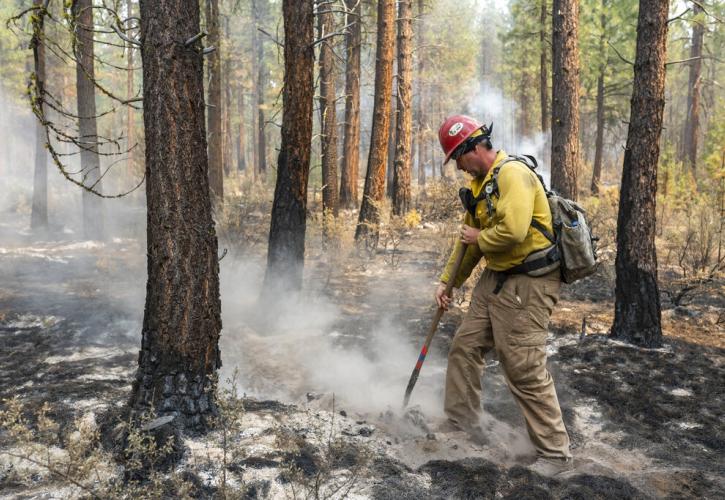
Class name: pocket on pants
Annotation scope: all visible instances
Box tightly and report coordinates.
[509,309,549,346]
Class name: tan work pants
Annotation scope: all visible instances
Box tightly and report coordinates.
[444,268,571,458]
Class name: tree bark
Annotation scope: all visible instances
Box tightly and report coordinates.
[206,0,223,199]
[550,0,580,200]
[392,0,413,216]
[355,0,395,246]
[223,14,233,175]
[339,0,361,209]
[250,10,259,179]
[126,0,136,178]
[591,2,606,195]
[254,0,269,177]
[73,0,104,239]
[130,0,222,430]
[610,0,667,348]
[317,1,339,216]
[539,0,549,135]
[237,84,247,171]
[31,0,48,232]
[518,71,532,138]
[386,87,396,199]
[263,0,315,293]
[415,0,426,188]
[682,1,703,172]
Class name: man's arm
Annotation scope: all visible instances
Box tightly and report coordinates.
[440,212,484,288]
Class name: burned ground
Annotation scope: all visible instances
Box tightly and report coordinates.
[0,218,723,498]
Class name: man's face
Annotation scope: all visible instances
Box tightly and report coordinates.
[455,146,486,178]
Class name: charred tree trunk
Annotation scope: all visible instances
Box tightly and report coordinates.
[539,0,549,135]
[610,0,667,348]
[339,0,361,209]
[254,0,269,177]
[591,3,606,195]
[30,0,48,232]
[682,1,703,172]
[130,0,222,429]
[206,0,223,199]
[355,0,395,246]
[73,0,104,240]
[317,1,339,216]
[550,0,580,200]
[415,0,426,188]
[392,0,413,216]
[263,0,314,293]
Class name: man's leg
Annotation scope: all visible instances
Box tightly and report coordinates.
[489,272,571,458]
[444,273,496,429]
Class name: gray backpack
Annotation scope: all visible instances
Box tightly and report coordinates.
[476,155,599,284]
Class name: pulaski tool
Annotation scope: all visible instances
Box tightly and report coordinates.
[403,243,468,408]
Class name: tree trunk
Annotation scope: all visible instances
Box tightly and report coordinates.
[415,0,426,188]
[518,71,532,138]
[263,0,315,294]
[392,0,413,216]
[254,0,269,177]
[31,0,48,232]
[237,84,247,171]
[250,11,259,179]
[386,88,396,199]
[73,0,104,240]
[591,3,606,195]
[130,0,222,430]
[539,0,549,135]
[610,0,667,348]
[339,0,361,209]
[206,0,223,199]
[550,0,580,200]
[317,1,339,216]
[223,14,233,175]
[355,0,395,246]
[126,0,136,178]
[682,1,703,172]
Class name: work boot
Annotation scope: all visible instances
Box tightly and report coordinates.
[435,420,488,446]
[434,419,464,433]
[529,456,574,477]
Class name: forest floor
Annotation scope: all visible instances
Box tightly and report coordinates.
[0,208,723,499]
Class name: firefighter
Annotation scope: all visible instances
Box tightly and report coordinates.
[434,115,573,476]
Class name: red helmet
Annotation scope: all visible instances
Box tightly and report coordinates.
[438,115,486,164]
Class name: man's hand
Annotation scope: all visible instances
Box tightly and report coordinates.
[435,283,452,310]
[460,224,480,245]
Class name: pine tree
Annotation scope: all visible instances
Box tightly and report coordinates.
[73,0,104,239]
[551,0,580,200]
[355,0,395,246]
[611,0,668,348]
[392,0,413,216]
[264,0,315,293]
[129,0,222,429]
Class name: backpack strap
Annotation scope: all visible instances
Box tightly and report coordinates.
[483,155,557,245]
[531,219,556,244]
[503,244,560,275]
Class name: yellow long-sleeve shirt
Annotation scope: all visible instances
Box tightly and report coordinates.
[440,150,554,287]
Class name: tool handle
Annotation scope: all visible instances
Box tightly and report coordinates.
[403,243,468,408]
